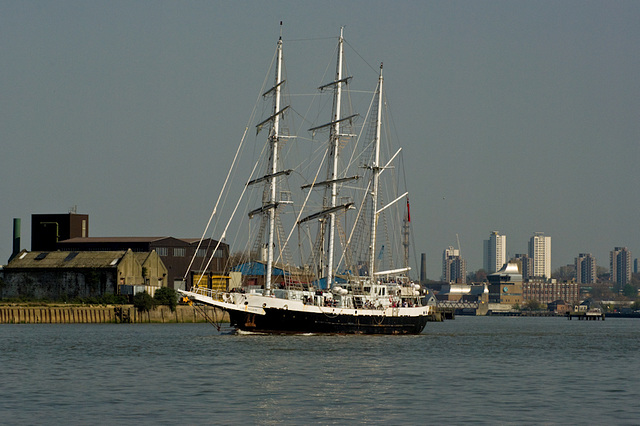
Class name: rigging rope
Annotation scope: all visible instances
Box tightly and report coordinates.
[185,47,279,285]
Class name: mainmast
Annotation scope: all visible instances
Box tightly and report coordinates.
[367,64,384,282]
[302,28,357,289]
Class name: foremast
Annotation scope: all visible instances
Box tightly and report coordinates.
[266,36,284,296]
[326,28,345,290]
[250,31,288,296]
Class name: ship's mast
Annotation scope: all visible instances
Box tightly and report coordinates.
[301,28,356,288]
[248,31,287,296]
[264,36,284,296]
[325,28,345,289]
[403,201,410,270]
[367,64,384,282]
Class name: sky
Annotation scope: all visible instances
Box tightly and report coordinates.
[2,1,639,280]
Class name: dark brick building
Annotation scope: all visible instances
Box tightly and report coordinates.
[57,237,228,290]
[31,213,89,251]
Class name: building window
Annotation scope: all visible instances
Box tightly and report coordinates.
[156,247,168,256]
[213,249,224,258]
[197,248,206,257]
[174,248,186,257]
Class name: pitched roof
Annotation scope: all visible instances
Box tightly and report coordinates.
[5,250,128,269]
[133,252,152,264]
[58,236,227,247]
[60,237,168,244]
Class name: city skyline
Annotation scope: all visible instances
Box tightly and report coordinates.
[440,232,636,281]
[2,1,639,279]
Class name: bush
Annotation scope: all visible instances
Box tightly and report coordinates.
[133,291,154,313]
[524,299,543,311]
[154,287,178,312]
[100,294,129,305]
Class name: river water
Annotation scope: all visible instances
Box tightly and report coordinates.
[1,316,639,424]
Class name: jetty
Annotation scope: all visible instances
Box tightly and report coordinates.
[567,309,605,321]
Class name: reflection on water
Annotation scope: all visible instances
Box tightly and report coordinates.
[1,317,639,424]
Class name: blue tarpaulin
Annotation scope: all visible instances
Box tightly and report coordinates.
[232,262,289,276]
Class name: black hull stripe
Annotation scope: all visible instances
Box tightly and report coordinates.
[229,308,427,335]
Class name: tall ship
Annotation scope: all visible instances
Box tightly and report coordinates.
[179,26,432,334]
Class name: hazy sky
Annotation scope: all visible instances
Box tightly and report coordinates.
[2,1,639,279]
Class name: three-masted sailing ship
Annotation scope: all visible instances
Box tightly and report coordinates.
[178,27,432,334]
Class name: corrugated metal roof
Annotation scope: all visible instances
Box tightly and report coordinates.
[5,250,128,269]
[133,252,152,263]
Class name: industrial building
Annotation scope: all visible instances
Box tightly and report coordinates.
[522,279,579,306]
[58,236,228,290]
[1,249,167,300]
[5,213,230,295]
[487,262,523,306]
[31,213,89,251]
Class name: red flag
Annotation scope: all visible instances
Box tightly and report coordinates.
[406,197,411,222]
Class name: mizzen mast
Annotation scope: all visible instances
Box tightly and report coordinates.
[367,64,384,282]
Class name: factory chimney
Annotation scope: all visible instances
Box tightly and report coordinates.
[9,218,21,262]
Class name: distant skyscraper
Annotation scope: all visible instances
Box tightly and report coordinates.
[442,246,466,284]
[528,232,551,279]
[483,231,506,273]
[610,247,632,288]
[575,253,597,284]
[514,253,533,280]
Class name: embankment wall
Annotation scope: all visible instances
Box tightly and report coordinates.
[0,305,229,324]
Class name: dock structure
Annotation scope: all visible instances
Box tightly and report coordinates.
[0,305,228,324]
[567,310,605,321]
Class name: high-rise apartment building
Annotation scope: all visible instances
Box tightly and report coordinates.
[483,231,506,274]
[528,232,551,279]
[514,253,533,280]
[610,247,632,288]
[442,246,466,284]
[575,253,597,284]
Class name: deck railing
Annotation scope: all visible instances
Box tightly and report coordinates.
[189,286,225,301]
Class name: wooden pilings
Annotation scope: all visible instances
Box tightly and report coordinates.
[0,305,228,324]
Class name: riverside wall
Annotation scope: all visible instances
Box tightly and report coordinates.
[0,305,229,324]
